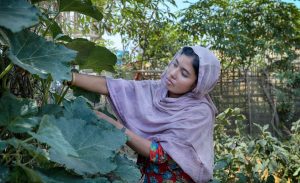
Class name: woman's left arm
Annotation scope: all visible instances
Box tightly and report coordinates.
[94,111,151,157]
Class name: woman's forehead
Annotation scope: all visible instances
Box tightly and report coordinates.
[176,54,194,67]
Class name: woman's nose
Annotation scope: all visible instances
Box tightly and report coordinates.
[170,68,178,79]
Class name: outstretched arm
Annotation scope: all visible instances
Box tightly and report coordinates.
[94,111,151,157]
[71,73,109,95]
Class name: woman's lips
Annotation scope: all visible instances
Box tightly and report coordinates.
[166,77,174,86]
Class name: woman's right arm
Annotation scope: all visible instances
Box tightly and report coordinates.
[72,73,109,95]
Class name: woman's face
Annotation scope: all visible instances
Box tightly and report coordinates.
[165,54,197,98]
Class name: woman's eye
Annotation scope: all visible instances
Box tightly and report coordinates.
[182,72,188,77]
[173,62,178,67]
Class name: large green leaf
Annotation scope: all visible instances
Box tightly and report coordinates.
[66,38,116,73]
[36,168,109,183]
[37,104,63,117]
[113,155,141,182]
[48,116,126,175]
[30,115,79,157]
[0,165,10,182]
[0,140,7,152]
[72,87,100,104]
[6,30,77,81]
[62,97,113,129]
[59,0,103,21]
[0,92,39,133]
[0,0,40,33]
[62,97,99,123]
[30,113,126,175]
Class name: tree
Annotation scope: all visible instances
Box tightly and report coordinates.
[181,0,300,136]
[101,0,186,69]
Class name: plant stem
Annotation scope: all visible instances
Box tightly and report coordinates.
[58,84,65,97]
[23,137,34,143]
[0,63,13,80]
[57,85,69,105]
[42,77,52,105]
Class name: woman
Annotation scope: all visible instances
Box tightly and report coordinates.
[69,46,221,183]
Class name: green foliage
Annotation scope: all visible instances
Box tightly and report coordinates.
[36,168,109,182]
[0,0,40,33]
[6,29,77,81]
[103,0,183,69]
[0,165,9,182]
[43,18,72,42]
[66,38,117,73]
[182,0,300,136]
[213,108,300,182]
[72,87,101,104]
[59,0,103,21]
[0,0,140,182]
[0,94,140,182]
[182,0,300,66]
[0,93,39,133]
[113,155,141,182]
[273,70,300,123]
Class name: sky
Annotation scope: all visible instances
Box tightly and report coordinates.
[105,0,300,50]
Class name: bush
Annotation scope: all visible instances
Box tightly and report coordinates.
[213,108,300,183]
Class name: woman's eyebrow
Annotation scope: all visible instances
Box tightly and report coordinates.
[176,59,190,75]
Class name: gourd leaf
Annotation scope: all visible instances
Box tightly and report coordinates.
[0,140,7,152]
[30,113,126,175]
[113,155,141,183]
[36,168,109,183]
[59,0,103,21]
[37,104,63,117]
[0,0,40,32]
[0,92,39,133]
[66,38,116,73]
[29,115,79,157]
[6,29,77,81]
[72,87,100,104]
[0,165,10,183]
[62,97,99,123]
[62,97,113,129]
[48,116,126,175]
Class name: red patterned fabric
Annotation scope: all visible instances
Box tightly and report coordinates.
[137,141,195,183]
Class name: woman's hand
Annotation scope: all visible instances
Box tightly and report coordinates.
[94,110,122,129]
[93,110,152,157]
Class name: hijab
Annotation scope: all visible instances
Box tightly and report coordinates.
[106,46,221,182]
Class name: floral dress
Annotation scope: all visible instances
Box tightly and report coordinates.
[137,140,195,183]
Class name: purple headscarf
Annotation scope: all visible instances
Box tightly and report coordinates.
[106,46,221,182]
